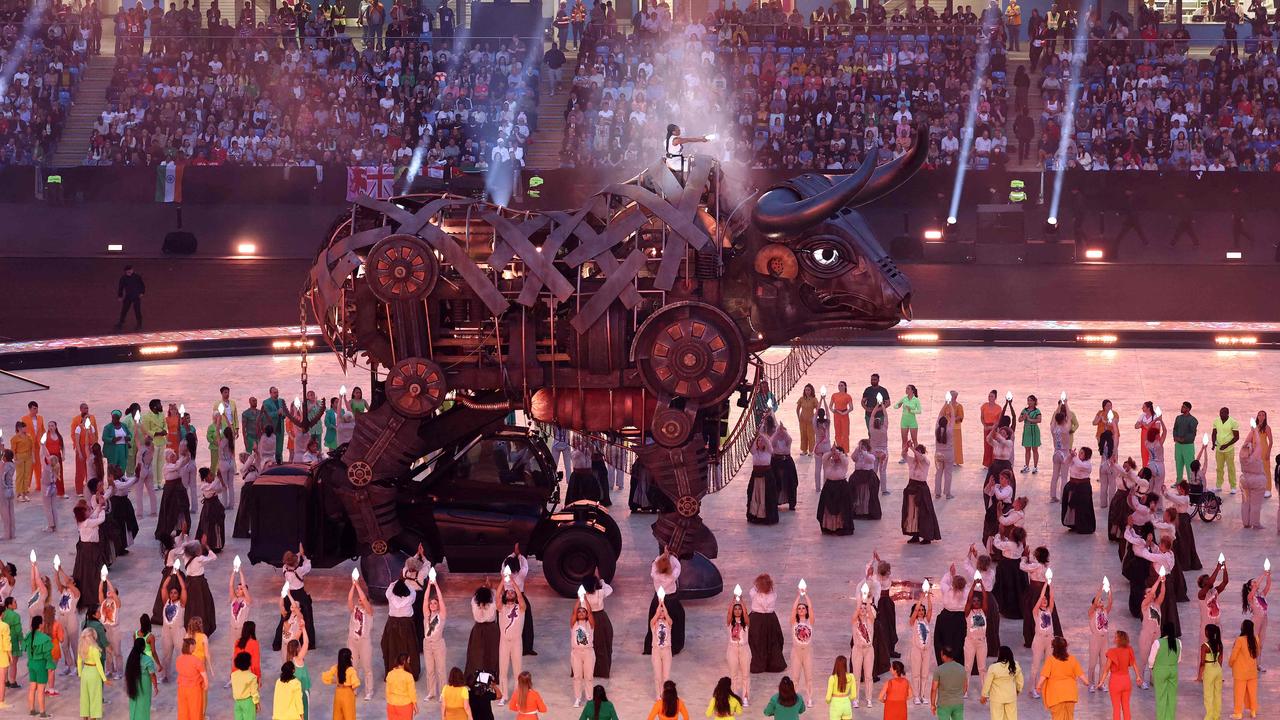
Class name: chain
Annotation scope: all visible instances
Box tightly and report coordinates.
[298,293,310,391]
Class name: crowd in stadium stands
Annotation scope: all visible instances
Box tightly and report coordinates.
[86,0,541,171]
[1026,3,1280,172]
[559,0,1012,170]
[0,0,101,165]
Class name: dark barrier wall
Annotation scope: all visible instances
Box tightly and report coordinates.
[9,165,1280,211]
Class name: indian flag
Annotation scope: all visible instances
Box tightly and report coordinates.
[155,161,184,203]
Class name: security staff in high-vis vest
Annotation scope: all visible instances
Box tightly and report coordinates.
[1009,179,1027,203]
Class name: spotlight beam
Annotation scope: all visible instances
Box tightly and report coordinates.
[947,12,1001,225]
[1048,3,1096,225]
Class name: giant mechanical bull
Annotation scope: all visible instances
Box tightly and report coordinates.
[306,129,923,596]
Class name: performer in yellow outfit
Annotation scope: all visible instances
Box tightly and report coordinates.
[140,400,168,488]
[943,391,965,466]
[10,422,34,500]
[795,385,819,455]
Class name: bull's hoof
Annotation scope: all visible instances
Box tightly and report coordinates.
[673,552,723,599]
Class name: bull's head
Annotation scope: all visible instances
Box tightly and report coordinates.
[725,128,924,350]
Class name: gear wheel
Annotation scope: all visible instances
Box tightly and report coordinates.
[386,357,447,417]
[632,301,747,406]
[347,461,373,487]
[652,408,694,448]
[367,234,439,302]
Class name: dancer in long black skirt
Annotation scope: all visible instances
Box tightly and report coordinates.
[583,573,613,677]
[901,445,941,544]
[1120,523,1152,618]
[770,424,798,511]
[1107,457,1138,542]
[849,441,883,519]
[1166,481,1203,571]
[990,527,1029,620]
[643,549,685,655]
[71,500,108,609]
[1019,546,1062,647]
[465,582,500,677]
[815,450,855,535]
[934,566,969,665]
[503,549,536,656]
[565,448,604,504]
[867,556,898,678]
[181,537,219,637]
[746,435,780,525]
[982,469,1015,543]
[381,577,421,679]
[628,458,664,514]
[105,467,139,556]
[747,574,787,673]
[194,468,226,553]
[589,444,612,507]
[273,547,317,650]
[154,449,191,551]
[1061,447,1096,533]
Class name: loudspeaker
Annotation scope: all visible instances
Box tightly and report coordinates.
[890,235,924,261]
[162,231,197,255]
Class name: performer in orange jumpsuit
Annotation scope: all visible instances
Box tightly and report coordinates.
[20,401,45,494]
[831,381,853,452]
[980,391,1002,468]
[70,403,98,497]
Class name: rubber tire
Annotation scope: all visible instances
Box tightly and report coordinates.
[1199,495,1221,523]
[540,528,618,598]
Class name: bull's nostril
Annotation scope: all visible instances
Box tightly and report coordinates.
[899,295,914,321]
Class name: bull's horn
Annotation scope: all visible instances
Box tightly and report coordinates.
[849,125,929,208]
[752,146,879,236]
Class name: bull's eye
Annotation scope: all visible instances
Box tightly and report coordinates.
[811,247,841,268]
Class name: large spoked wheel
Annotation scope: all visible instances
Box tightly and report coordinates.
[1199,494,1221,523]
[367,234,439,302]
[632,301,747,407]
[540,528,617,597]
[385,357,447,417]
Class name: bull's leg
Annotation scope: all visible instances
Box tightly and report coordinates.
[637,439,724,598]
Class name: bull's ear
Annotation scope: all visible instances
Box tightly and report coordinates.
[753,244,798,280]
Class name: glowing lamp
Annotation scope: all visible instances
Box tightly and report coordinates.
[233,555,242,572]
[1060,391,1067,402]
[878,393,885,404]
[922,579,931,594]
[1102,576,1110,594]
[1219,553,1226,566]
[860,582,870,599]
[1158,565,1167,578]
[351,567,360,582]
[945,391,953,404]
[798,578,807,594]
[178,404,186,416]
[819,386,827,397]
[29,550,36,563]
[1202,433,1211,447]
[428,566,437,583]
[733,584,743,600]
[218,403,226,415]
[1107,410,1114,423]
[946,216,957,225]
[1005,391,1013,402]
[1045,568,1053,585]
[1154,406,1162,419]
[236,242,257,255]
[53,555,61,571]
[657,587,667,603]
[281,583,290,599]
[1266,559,1272,573]
[173,557,182,572]
[101,566,109,582]
[340,385,347,397]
